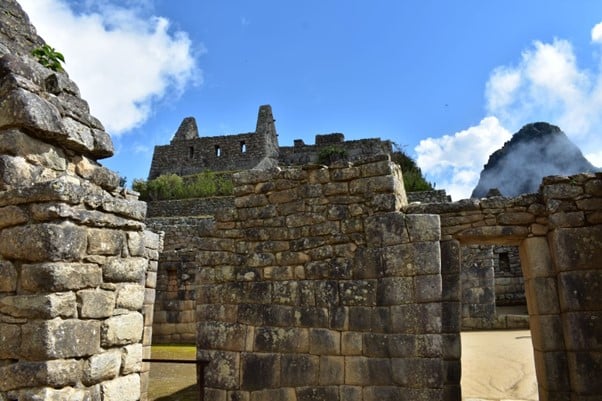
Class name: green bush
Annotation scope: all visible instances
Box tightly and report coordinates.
[317,146,348,165]
[133,171,233,201]
[390,144,435,192]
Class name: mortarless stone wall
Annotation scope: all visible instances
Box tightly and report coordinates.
[194,157,454,401]
[0,1,159,399]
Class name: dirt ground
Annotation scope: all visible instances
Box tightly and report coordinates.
[461,330,538,401]
[148,330,538,401]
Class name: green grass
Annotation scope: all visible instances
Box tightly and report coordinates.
[148,345,198,401]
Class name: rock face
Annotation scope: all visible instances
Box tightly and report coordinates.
[471,122,597,198]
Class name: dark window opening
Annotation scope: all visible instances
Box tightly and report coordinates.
[189,146,194,159]
[240,141,246,153]
[215,145,221,157]
[499,252,510,273]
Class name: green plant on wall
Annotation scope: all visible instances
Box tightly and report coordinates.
[32,44,65,71]
[317,146,348,165]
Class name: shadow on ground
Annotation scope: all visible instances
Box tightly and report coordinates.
[154,385,198,401]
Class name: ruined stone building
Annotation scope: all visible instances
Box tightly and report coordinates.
[1,1,602,400]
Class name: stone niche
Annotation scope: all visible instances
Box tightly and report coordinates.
[0,1,159,400]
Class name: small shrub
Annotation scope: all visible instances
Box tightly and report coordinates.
[317,146,348,165]
[32,44,65,71]
[133,171,233,201]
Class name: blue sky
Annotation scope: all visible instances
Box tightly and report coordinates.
[19,0,602,200]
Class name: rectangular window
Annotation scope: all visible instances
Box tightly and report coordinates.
[215,145,221,157]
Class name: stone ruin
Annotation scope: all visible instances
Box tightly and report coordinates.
[1,1,602,400]
[0,1,159,400]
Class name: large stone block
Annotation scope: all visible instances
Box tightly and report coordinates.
[101,312,143,346]
[197,350,240,389]
[103,257,147,283]
[101,374,140,401]
[77,288,115,318]
[121,343,142,375]
[0,359,82,391]
[405,214,441,242]
[561,311,602,351]
[296,386,340,401]
[21,262,102,292]
[241,353,280,390]
[344,356,392,386]
[391,357,444,388]
[319,356,344,385]
[309,328,340,355]
[280,354,319,386]
[87,228,124,255]
[198,321,247,351]
[558,270,602,312]
[115,283,145,310]
[21,318,100,359]
[376,277,413,306]
[0,292,76,319]
[0,205,27,229]
[0,259,17,292]
[365,213,409,247]
[253,327,308,353]
[0,222,87,262]
[0,323,20,359]
[82,350,121,385]
[549,226,602,271]
[382,241,441,276]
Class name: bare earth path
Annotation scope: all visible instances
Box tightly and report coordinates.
[148,330,538,400]
[461,330,538,401]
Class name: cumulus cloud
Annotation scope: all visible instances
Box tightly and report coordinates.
[415,117,511,201]
[19,0,202,134]
[592,22,602,43]
[417,26,602,200]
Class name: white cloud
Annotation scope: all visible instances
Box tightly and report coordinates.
[415,117,511,201]
[592,22,602,43]
[417,29,602,200]
[19,0,202,134]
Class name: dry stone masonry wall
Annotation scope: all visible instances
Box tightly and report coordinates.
[0,1,158,400]
[194,157,457,401]
[406,172,602,400]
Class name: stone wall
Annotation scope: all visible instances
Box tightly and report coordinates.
[146,196,235,218]
[406,172,602,400]
[407,189,452,203]
[0,1,158,399]
[146,217,214,343]
[278,134,394,166]
[148,105,279,179]
[195,157,454,401]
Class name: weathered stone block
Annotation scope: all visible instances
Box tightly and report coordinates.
[101,312,143,346]
[0,292,76,319]
[533,350,570,392]
[0,222,87,262]
[519,236,554,279]
[248,388,296,401]
[0,259,17,292]
[101,374,140,401]
[198,350,240,389]
[82,350,121,385]
[362,386,402,401]
[341,332,362,355]
[524,277,560,315]
[280,354,319,386]
[567,351,602,395]
[383,242,440,276]
[391,303,441,334]
[21,262,102,292]
[254,327,308,353]
[558,270,602,312]
[198,321,247,351]
[339,280,376,306]
[391,357,443,388]
[318,356,344,385]
[77,288,115,318]
[0,205,27,229]
[364,213,409,247]
[376,277,413,306]
[115,283,145,310]
[0,323,20,359]
[21,318,100,359]
[344,356,392,385]
[297,386,340,401]
[339,385,362,401]
[405,214,441,242]
[309,328,340,355]
[549,226,602,271]
[87,228,124,255]
[103,257,147,283]
[121,343,142,375]
[561,311,602,351]
[241,353,280,390]
[497,212,535,225]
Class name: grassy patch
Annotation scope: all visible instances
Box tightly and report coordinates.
[148,345,198,401]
